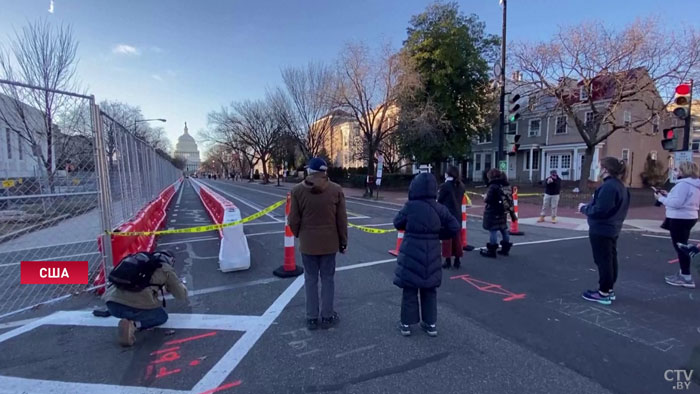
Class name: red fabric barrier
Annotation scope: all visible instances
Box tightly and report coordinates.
[195,183,236,238]
[93,181,179,293]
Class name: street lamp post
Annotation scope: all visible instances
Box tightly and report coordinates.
[131,118,167,134]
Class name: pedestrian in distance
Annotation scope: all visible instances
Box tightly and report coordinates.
[103,250,188,347]
[538,170,562,224]
[655,161,700,289]
[288,157,348,331]
[480,169,513,258]
[393,173,460,337]
[438,165,466,269]
[578,157,630,305]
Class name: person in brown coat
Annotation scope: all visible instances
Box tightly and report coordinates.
[288,157,348,330]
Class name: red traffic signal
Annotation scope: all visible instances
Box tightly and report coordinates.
[664,129,674,139]
[676,83,691,96]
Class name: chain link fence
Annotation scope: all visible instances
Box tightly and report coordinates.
[0,79,181,319]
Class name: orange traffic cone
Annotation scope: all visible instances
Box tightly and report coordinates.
[273,193,304,277]
[509,186,524,236]
[462,194,475,251]
[388,230,405,256]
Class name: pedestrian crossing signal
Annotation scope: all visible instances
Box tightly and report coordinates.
[662,128,678,151]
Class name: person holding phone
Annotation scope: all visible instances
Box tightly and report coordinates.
[578,157,630,305]
[656,161,700,289]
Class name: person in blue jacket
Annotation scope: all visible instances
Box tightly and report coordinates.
[393,172,460,337]
[578,157,630,305]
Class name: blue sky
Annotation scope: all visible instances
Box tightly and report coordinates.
[0,0,696,153]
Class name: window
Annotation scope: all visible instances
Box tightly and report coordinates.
[556,115,567,134]
[524,150,540,170]
[561,154,571,169]
[549,155,559,169]
[18,138,22,160]
[621,149,630,162]
[474,154,482,172]
[484,153,492,171]
[528,119,541,137]
[580,86,588,101]
[624,111,632,130]
[585,111,594,126]
[652,114,659,134]
[478,132,492,144]
[5,128,11,159]
[508,122,517,134]
[650,150,658,161]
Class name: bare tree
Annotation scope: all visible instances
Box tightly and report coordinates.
[205,99,281,182]
[511,18,700,191]
[335,42,402,196]
[0,20,80,191]
[100,100,170,168]
[274,62,336,160]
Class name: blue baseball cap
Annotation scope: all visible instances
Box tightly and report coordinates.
[307,157,328,172]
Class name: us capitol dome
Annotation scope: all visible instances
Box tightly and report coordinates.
[173,122,200,173]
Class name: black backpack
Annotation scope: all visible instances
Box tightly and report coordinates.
[108,251,172,292]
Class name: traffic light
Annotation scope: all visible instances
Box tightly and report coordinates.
[662,128,678,151]
[507,134,521,156]
[673,83,691,120]
[508,93,522,123]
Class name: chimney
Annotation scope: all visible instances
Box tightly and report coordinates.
[512,71,522,82]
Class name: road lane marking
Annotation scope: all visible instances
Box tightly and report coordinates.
[176,181,185,205]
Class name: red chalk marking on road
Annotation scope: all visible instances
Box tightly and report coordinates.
[668,258,678,264]
[450,274,526,301]
[144,364,154,380]
[150,346,180,355]
[190,359,201,366]
[164,331,218,345]
[198,380,243,394]
[156,366,181,378]
[153,350,181,364]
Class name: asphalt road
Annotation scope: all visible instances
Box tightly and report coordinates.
[0,178,699,394]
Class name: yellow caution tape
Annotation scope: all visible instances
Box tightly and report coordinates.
[466,191,542,198]
[108,199,286,237]
[464,193,472,206]
[347,223,397,234]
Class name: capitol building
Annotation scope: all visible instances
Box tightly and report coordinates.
[173,122,200,173]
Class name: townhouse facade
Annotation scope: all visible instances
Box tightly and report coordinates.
[471,71,666,188]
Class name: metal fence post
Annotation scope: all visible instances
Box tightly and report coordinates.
[90,99,114,275]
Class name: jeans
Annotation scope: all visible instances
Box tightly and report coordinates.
[106,301,168,330]
[589,234,619,293]
[401,287,437,325]
[668,218,698,275]
[489,229,510,244]
[302,253,337,320]
[540,194,560,217]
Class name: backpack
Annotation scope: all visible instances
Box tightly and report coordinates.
[108,251,171,292]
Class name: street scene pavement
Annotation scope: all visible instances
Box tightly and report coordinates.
[1,178,699,394]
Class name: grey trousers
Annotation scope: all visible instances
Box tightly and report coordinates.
[302,253,337,320]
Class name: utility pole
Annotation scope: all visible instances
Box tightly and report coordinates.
[497,0,507,164]
[683,79,694,151]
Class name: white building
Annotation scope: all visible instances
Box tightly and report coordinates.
[0,93,50,180]
[173,122,200,173]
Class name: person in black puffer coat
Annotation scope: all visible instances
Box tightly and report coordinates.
[438,165,466,269]
[393,172,459,338]
[480,169,513,258]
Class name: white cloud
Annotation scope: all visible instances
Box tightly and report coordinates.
[152,74,163,82]
[151,46,165,53]
[165,69,177,77]
[112,44,140,56]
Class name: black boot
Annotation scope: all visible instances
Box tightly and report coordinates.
[453,258,461,269]
[442,258,452,269]
[479,243,498,258]
[498,241,513,256]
